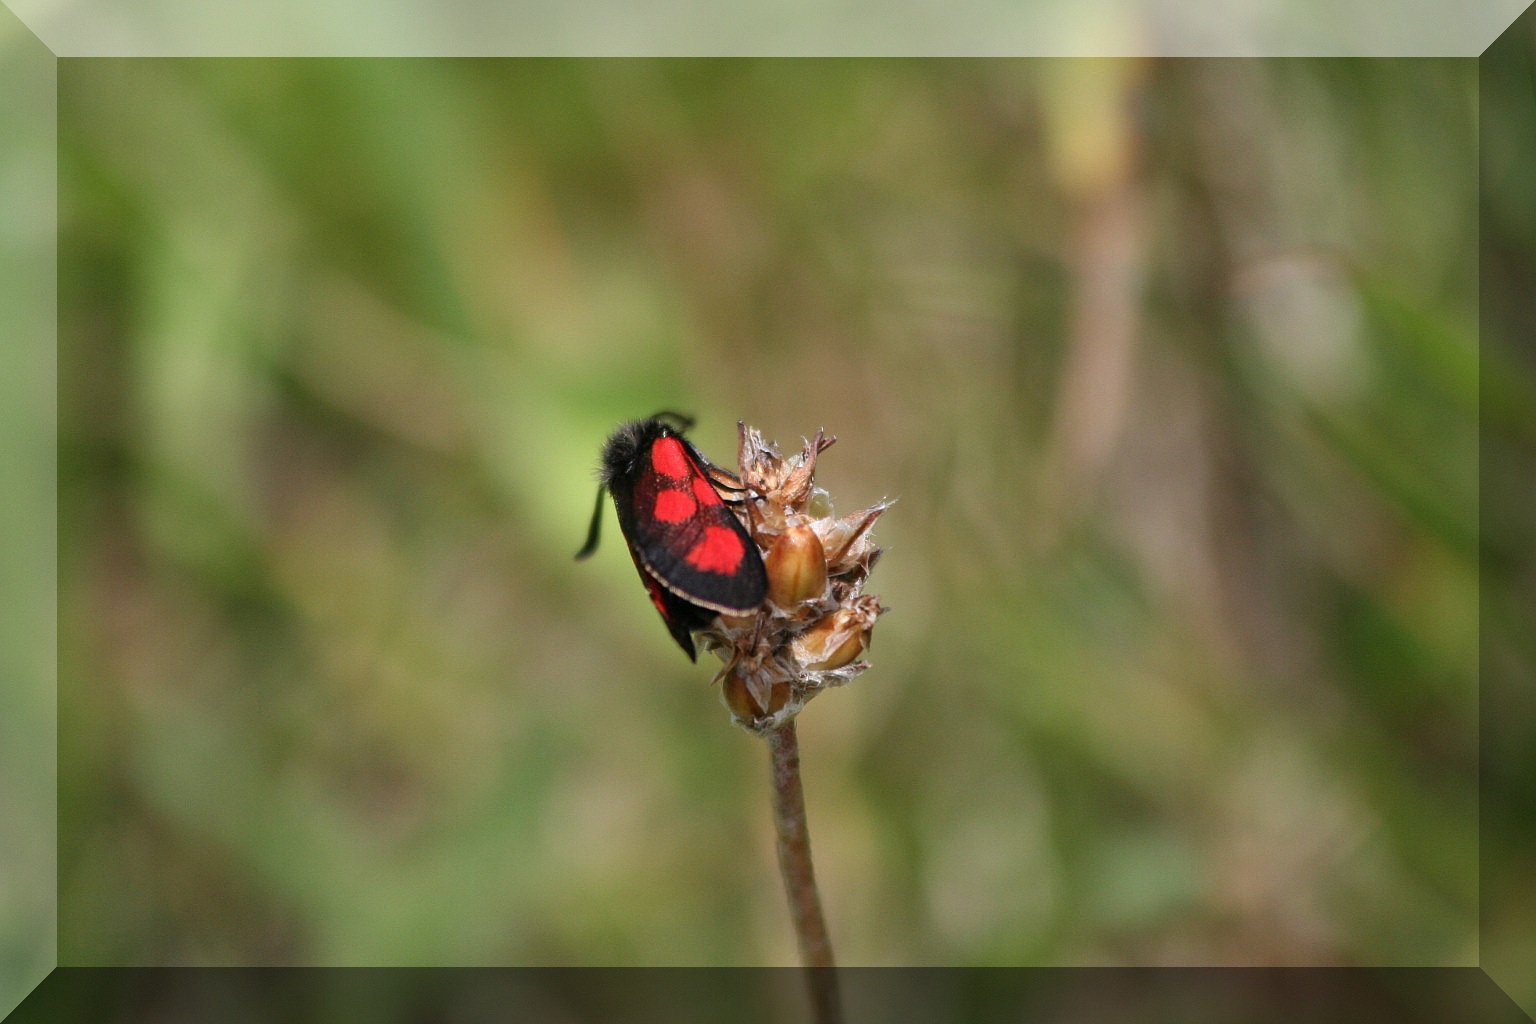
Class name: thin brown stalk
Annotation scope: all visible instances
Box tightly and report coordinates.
[768,720,842,1024]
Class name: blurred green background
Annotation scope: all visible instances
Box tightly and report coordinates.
[56,57,1501,973]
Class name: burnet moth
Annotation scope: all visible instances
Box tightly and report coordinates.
[576,413,768,661]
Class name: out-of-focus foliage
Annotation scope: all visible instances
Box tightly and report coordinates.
[58,57,1499,971]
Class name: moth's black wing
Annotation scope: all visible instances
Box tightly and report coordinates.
[622,429,766,615]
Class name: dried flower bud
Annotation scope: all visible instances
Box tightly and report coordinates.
[814,501,892,574]
[723,667,790,722]
[791,597,882,670]
[765,525,828,609]
[739,427,836,521]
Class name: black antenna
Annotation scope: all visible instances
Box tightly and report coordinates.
[652,410,695,432]
[574,483,608,560]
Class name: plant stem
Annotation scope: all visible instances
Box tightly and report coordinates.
[768,720,842,1024]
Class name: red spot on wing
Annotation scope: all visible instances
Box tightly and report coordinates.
[685,525,746,574]
[691,474,723,506]
[652,488,696,523]
[650,436,690,479]
[648,580,671,616]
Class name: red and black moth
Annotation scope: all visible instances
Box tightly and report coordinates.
[576,413,768,661]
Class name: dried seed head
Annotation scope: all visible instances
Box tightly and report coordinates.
[705,423,891,735]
